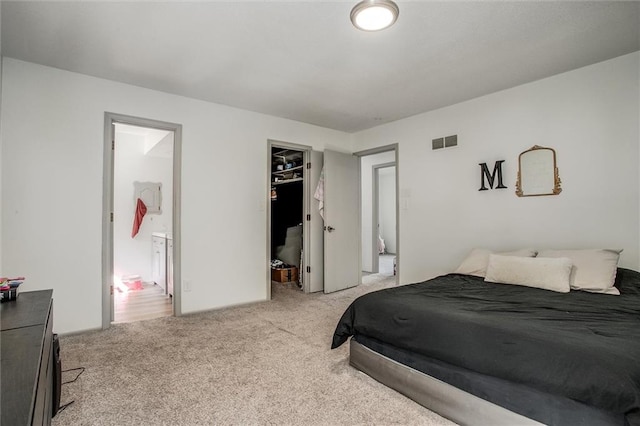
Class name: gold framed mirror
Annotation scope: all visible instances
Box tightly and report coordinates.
[515,145,562,197]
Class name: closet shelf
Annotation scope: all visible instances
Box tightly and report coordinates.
[273,165,303,175]
[273,149,303,159]
[272,177,303,186]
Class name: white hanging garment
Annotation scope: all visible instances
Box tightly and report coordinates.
[313,166,325,220]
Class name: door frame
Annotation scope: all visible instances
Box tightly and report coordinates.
[354,144,400,286]
[372,162,396,274]
[102,112,183,329]
[266,139,313,299]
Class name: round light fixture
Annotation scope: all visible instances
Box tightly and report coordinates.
[350,0,399,31]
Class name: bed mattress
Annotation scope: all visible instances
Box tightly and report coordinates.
[332,270,640,424]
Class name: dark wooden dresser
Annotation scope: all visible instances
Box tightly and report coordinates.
[1,290,55,426]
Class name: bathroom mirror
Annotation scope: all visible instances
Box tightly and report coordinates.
[515,145,562,197]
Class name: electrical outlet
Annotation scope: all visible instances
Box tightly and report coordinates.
[183,279,191,292]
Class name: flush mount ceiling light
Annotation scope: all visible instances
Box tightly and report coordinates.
[350,0,399,31]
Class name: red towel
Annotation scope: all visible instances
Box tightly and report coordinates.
[131,198,148,238]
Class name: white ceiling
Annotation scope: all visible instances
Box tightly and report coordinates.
[2,1,639,133]
[115,123,173,158]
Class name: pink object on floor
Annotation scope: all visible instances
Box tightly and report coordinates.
[122,275,144,291]
[126,280,144,291]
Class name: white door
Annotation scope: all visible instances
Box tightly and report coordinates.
[323,150,360,293]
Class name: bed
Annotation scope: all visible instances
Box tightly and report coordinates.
[332,267,640,426]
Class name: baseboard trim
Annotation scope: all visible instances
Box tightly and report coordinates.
[181,298,268,317]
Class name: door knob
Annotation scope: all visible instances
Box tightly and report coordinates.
[325,226,335,232]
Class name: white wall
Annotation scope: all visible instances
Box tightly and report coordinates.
[360,151,395,272]
[0,62,2,273]
[0,4,3,273]
[0,58,353,334]
[114,129,173,282]
[353,52,640,284]
[378,166,396,254]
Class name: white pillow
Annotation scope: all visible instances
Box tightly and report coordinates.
[537,249,622,295]
[455,248,538,278]
[484,254,572,293]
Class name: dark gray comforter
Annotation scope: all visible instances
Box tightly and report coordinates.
[332,269,640,421]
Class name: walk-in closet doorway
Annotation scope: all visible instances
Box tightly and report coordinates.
[267,140,324,298]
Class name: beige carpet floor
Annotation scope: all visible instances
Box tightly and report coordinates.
[53,275,455,425]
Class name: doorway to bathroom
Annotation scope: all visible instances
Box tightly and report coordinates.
[357,145,399,285]
[102,113,182,328]
[112,123,174,322]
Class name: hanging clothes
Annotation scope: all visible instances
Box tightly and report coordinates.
[314,166,325,220]
[131,198,147,238]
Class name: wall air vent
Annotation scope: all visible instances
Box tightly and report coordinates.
[432,135,457,150]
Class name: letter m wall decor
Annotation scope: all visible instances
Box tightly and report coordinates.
[479,161,507,191]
